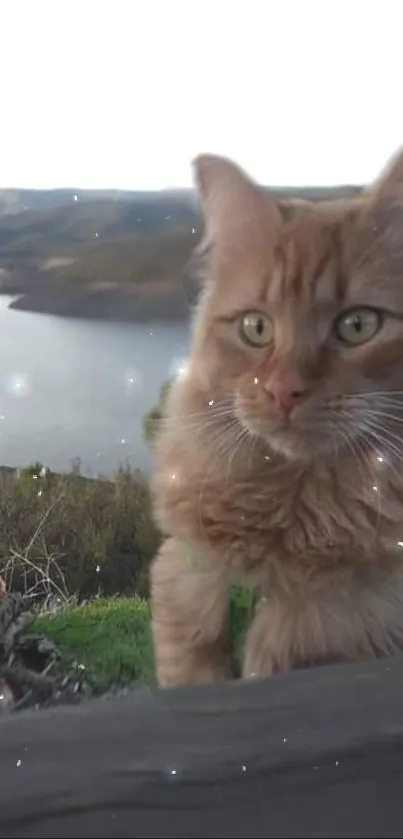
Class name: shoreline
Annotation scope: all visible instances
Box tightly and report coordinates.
[0,285,189,322]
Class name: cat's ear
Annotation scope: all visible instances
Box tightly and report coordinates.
[372,148,403,199]
[368,149,403,249]
[192,154,281,245]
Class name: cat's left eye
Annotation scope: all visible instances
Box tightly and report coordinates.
[334,307,383,346]
[239,312,273,347]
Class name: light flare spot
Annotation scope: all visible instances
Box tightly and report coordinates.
[125,369,143,393]
[177,362,189,380]
[5,373,31,398]
[169,357,189,380]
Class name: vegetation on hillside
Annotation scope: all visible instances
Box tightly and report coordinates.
[142,379,173,446]
[0,191,201,256]
[0,463,160,604]
[55,227,197,285]
[1,375,177,609]
[0,192,201,274]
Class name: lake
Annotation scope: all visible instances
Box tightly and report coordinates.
[0,297,189,476]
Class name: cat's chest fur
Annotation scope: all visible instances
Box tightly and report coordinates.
[154,440,403,575]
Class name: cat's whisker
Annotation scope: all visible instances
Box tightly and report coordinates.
[213,425,244,461]
[359,409,403,427]
[195,423,246,546]
[331,415,374,489]
[225,427,252,485]
[343,412,392,541]
[355,420,403,474]
[167,404,235,420]
[341,398,403,416]
[204,420,242,460]
[360,421,403,482]
[364,429,403,464]
[195,418,257,536]
[344,391,403,399]
[334,406,403,443]
[360,418,403,455]
[157,410,237,438]
[159,394,234,415]
[339,396,403,419]
[363,435,403,488]
[346,388,403,398]
[328,407,384,483]
[158,406,235,427]
[365,396,403,405]
[208,421,255,475]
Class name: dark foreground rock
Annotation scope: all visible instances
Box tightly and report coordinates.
[0,593,88,712]
[1,655,403,836]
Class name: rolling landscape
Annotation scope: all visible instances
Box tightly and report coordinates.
[0,183,363,321]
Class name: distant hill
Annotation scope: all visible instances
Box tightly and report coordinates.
[0,184,363,321]
[0,184,361,217]
[0,190,201,259]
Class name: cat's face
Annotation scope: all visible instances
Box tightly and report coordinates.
[189,151,403,462]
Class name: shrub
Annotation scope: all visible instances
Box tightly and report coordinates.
[142,379,173,446]
[0,463,160,603]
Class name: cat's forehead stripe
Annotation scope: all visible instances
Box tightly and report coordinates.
[265,218,348,309]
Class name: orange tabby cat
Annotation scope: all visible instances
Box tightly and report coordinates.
[151,149,403,687]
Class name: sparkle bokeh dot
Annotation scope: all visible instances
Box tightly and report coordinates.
[168,357,189,380]
[5,373,31,398]
[124,369,143,394]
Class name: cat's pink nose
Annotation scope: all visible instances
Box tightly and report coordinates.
[264,376,309,415]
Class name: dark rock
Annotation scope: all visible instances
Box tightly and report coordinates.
[0,592,87,712]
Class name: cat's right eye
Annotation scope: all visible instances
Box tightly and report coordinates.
[239,312,273,347]
[334,306,383,346]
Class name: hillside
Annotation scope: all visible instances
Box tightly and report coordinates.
[0,184,363,320]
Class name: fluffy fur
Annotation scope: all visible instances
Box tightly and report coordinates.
[151,148,403,687]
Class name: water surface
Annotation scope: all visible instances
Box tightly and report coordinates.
[0,297,189,476]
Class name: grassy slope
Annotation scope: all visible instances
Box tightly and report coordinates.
[56,225,197,286]
[34,597,155,694]
[33,588,256,694]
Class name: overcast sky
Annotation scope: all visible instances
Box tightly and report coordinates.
[1,0,402,189]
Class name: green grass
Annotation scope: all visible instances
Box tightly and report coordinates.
[33,596,155,694]
[33,587,256,694]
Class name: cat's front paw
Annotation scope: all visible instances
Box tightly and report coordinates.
[157,652,231,688]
